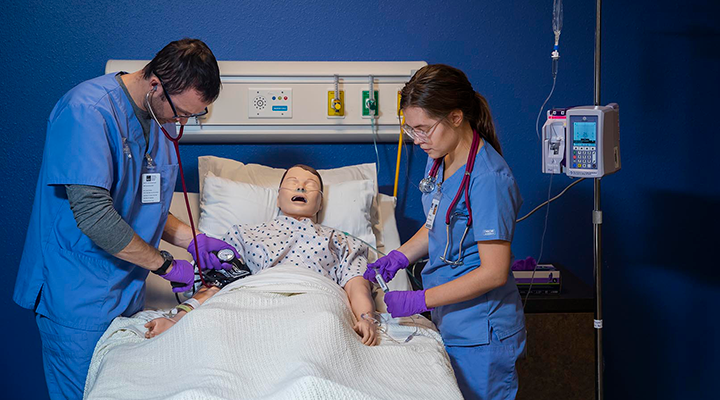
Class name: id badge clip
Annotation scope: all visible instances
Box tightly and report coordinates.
[424,189,442,230]
[141,154,160,204]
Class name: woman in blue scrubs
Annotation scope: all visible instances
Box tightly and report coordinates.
[364,64,525,400]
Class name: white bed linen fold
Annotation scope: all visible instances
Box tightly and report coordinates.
[84,265,461,399]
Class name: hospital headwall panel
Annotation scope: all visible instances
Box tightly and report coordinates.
[105,60,427,143]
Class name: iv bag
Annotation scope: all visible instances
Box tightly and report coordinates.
[553,0,563,35]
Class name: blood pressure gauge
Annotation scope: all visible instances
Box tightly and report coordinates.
[216,249,237,262]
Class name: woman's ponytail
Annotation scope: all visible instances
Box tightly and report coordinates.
[471,92,502,156]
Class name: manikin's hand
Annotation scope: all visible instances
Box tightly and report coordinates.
[353,319,379,346]
[144,286,219,339]
[144,317,176,338]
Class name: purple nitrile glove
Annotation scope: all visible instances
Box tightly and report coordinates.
[363,250,409,283]
[384,290,431,318]
[511,256,537,271]
[188,233,239,271]
[159,260,195,293]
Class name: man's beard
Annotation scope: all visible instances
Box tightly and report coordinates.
[148,96,173,125]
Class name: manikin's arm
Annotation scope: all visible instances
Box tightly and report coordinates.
[144,286,220,338]
[344,276,378,346]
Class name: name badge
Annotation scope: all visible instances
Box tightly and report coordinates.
[424,190,442,230]
[141,173,161,203]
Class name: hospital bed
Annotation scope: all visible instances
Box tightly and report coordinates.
[83,157,462,399]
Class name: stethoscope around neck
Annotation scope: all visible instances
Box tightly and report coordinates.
[146,85,185,143]
[145,86,211,288]
[419,130,481,266]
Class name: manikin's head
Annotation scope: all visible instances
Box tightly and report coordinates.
[277,165,324,221]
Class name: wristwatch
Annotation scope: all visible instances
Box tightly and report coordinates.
[152,250,174,275]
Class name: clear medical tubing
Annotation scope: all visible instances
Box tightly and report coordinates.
[553,0,563,47]
[552,0,563,78]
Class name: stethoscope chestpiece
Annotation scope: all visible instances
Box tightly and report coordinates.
[419,177,437,194]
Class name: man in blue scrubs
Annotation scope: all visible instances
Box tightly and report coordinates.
[13,39,233,399]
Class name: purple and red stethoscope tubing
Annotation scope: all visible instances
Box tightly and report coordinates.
[159,124,209,288]
[426,130,481,226]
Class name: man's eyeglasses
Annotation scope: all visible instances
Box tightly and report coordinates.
[155,72,208,119]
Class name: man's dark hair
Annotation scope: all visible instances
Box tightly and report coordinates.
[142,38,221,103]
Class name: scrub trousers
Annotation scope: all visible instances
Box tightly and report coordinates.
[445,328,526,400]
[36,314,106,400]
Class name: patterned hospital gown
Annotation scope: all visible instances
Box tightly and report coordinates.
[221,215,368,287]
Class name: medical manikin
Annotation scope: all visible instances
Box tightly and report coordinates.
[145,165,380,346]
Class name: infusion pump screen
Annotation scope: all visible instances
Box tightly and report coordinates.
[573,122,597,147]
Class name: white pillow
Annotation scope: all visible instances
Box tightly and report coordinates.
[319,179,376,248]
[198,172,279,239]
[198,158,283,191]
[375,194,400,256]
[198,156,377,192]
[374,194,410,291]
[197,156,383,246]
[198,172,376,248]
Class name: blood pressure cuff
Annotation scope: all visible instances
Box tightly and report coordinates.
[201,262,252,288]
[183,257,253,296]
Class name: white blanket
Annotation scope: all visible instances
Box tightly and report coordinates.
[84,266,462,399]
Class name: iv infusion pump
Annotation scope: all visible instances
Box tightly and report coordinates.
[542,104,621,178]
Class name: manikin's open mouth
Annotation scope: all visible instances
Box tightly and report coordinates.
[291,195,307,203]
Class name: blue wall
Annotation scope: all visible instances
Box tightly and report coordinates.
[2,0,718,398]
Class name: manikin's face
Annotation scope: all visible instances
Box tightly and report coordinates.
[277,167,323,220]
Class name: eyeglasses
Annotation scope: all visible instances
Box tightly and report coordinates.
[154,71,208,119]
[401,115,446,143]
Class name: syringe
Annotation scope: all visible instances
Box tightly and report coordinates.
[374,268,389,293]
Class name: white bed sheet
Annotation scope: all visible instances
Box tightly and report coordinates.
[85,265,461,400]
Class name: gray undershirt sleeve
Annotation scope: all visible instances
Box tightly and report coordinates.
[65,184,135,255]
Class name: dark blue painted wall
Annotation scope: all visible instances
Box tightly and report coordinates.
[2,1,718,398]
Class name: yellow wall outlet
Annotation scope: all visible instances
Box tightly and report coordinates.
[327,90,345,117]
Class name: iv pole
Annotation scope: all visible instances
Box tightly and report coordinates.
[593,0,604,399]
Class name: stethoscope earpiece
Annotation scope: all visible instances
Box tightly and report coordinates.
[145,84,183,143]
